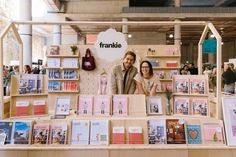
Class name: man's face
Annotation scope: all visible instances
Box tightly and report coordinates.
[123,54,135,70]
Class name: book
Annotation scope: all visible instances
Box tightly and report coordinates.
[90,120,109,145]
[190,77,206,94]
[146,96,163,115]
[36,74,44,93]
[48,45,60,55]
[148,59,159,67]
[161,82,173,92]
[55,96,70,116]
[71,120,90,145]
[174,97,190,115]
[48,70,61,79]
[191,98,208,116]
[128,127,143,144]
[15,101,30,116]
[174,75,189,94]
[154,71,165,79]
[48,81,61,91]
[78,95,93,116]
[166,61,178,67]
[33,100,47,115]
[112,127,125,144]
[19,74,38,94]
[50,123,67,144]
[47,58,60,68]
[62,58,78,68]
[112,95,128,116]
[186,125,201,144]
[32,123,50,144]
[0,132,6,145]
[202,122,224,144]
[94,95,111,116]
[148,119,166,144]
[13,121,31,144]
[63,70,78,79]
[166,119,186,144]
[0,121,13,144]
[169,70,179,79]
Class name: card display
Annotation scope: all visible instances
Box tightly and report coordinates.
[166,119,186,144]
[186,125,201,144]
[94,95,111,116]
[78,95,93,116]
[13,121,31,144]
[90,120,109,145]
[71,120,90,145]
[202,123,224,144]
[146,96,163,115]
[32,123,50,144]
[148,119,166,144]
[112,95,128,116]
[50,123,67,144]
[55,97,70,116]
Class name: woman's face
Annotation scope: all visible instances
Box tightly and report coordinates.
[141,62,150,76]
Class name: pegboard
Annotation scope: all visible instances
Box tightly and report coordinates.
[77,45,180,95]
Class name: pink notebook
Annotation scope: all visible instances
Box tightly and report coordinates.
[94,95,111,116]
[112,95,128,116]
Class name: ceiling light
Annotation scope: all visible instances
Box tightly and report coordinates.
[210,34,215,38]
[220,27,224,30]
[169,34,174,38]
[221,42,224,45]
[128,34,132,38]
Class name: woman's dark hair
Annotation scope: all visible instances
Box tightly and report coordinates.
[123,51,136,62]
[140,60,153,76]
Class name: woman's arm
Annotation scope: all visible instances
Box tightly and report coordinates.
[135,81,146,95]
[150,83,158,96]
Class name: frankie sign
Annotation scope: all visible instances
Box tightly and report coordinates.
[94,28,128,62]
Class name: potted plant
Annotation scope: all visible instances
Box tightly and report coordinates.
[70,45,78,55]
[165,88,173,115]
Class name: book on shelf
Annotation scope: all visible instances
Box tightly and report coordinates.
[48,81,61,91]
[78,95,93,116]
[164,47,180,55]
[191,98,209,116]
[186,124,201,144]
[62,81,79,91]
[112,95,128,116]
[47,58,60,68]
[154,71,165,79]
[33,100,47,115]
[174,97,190,115]
[190,77,206,94]
[63,70,78,79]
[112,127,125,144]
[148,59,159,67]
[128,127,143,144]
[0,132,6,145]
[146,96,163,115]
[90,120,109,145]
[48,45,60,55]
[48,70,61,79]
[94,95,111,116]
[50,123,67,145]
[168,70,179,79]
[55,96,70,116]
[166,61,178,67]
[32,123,50,144]
[62,58,78,68]
[12,121,32,144]
[18,74,44,94]
[166,119,186,144]
[174,75,189,94]
[161,82,173,92]
[15,101,30,116]
[71,120,90,145]
[148,119,166,144]
[202,122,225,145]
[0,121,13,144]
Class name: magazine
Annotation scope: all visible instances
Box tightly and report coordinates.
[112,95,128,116]
[71,120,90,145]
[190,77,206,94]
[191,98,208,116]
[78,95,93,116]
[0,121,13,144]
[13,121,31,144]
[174,75,189,94]
[32,123,50,144]
[174,97,190,115]
[50,123,67,144]
[148,119,166,144]
[166,119,186,144]
[55,96,70,116]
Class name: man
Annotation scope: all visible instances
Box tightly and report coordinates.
[111,51,138,94]
[188,63,198,75]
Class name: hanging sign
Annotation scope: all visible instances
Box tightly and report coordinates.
[202,39,217,54]
[94,28,128,62]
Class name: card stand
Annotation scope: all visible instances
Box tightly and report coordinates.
[110,119,148,145]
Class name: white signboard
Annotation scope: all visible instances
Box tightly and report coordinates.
[94,28,128,62]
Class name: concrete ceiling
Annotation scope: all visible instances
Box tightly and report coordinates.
[38,0,236,44]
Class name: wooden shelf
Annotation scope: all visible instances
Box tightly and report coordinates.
[173,93,209,97]
[48,90,79,93]
[159,79,172,81]
[46,67,79,70]
[147,55,180,58]
[11,93,48,97]
[153,67,180,70]
[46,55,79,58]
[48,79,79,81]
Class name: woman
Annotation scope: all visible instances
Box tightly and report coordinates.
[24,65,32,74]
[222,64,236,94]
[134,60,160,96]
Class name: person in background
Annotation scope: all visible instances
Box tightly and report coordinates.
[24,65,32,74]
[180,65,190,75]
[228,63,236,77]
[188,63,198,75]
[134,60,160,96]
[222,64,236,94]
[111,51,138,94]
